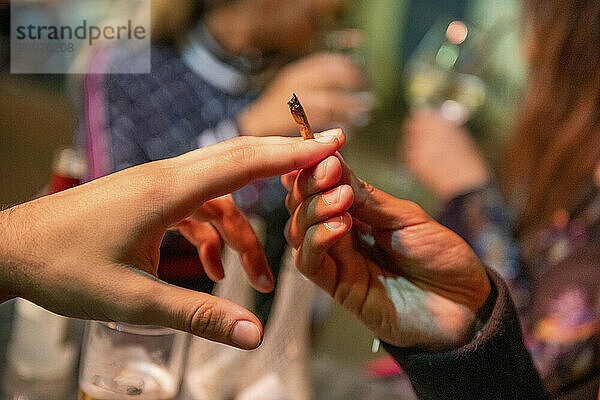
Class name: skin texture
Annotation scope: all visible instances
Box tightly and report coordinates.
[0,131,344,350]
[402,108,490,201]
[282,153,491,351]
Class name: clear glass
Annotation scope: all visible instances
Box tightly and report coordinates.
[404,19,488,125]
[78,322,187,400]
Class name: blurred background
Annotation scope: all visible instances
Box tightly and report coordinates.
[0,0,526,208]
[0,0,528,398]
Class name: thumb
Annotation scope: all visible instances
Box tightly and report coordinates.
[157,132,345,227]
[155,284,263,350]
[116,270,263,350]
[337,154,431,229]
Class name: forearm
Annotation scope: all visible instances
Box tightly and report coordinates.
[0,194,76,305]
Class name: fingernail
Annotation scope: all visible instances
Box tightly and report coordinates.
[314,159,328,181]
[314,129,339,143]
[323,187,340,205]
[257,274,274,292]
[325,215,345,230]
[231,321,261,349]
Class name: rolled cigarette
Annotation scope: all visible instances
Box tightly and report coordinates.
[288,93,314,140]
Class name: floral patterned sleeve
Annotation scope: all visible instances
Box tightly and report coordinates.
[438,184,523,292]
[440,183,600,395]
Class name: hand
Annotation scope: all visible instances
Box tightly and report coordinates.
[0,131,344,350]
[237,52,374,137]
[172,194,264,284]
[403,108,490,200]
[282,153,491,351]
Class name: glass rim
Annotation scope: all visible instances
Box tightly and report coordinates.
[96,321,178,336]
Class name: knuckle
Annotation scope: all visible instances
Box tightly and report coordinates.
[117,292,156,325]
[333,282,353,310]
[296,169,315,195]
[285,193,296,214]
[353,179,376,210]
[227,136,257,151]
[140,160,176,199]
[287,212,303,248]
[295,247,313,276]
[404,200,426,216]
[223,141,259,173]
[188,301,227,339]
[284,218,295,247]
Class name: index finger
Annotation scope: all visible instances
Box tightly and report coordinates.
[285,155,343,214]
[158,130,346,226]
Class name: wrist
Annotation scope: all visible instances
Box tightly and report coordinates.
[0,204,34,299]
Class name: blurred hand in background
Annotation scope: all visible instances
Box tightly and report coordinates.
[402,108,490,200]
[237,52,374,137]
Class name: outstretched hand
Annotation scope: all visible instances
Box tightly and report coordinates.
[0,131,344,350]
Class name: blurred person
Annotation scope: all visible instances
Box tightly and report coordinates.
[0,132,344,351]
[80,0,368,179]
[402,0,600,394]
[76,0,371,318]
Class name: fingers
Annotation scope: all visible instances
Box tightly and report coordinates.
[28,258,264,350]
[158,130,345,225]
[194,196,273,293]
[286,184,354,248]
[284,155,343,213]
[294,214,353,295]
[177,196,273,292]
[286,151,431,233]
[334,154,431,230]
[281,170,299,191]
[176,220,224,282]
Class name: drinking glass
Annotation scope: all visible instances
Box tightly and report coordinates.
[78,322,187,400]
[405,19,487,125]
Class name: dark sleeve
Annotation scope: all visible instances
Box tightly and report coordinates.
[384,269,551,400]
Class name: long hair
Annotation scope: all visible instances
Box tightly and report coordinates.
[503,0,600,237]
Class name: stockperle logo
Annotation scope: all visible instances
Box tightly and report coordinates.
[11,0,150,74]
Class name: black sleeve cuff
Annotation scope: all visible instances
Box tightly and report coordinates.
[384,269,550,400]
